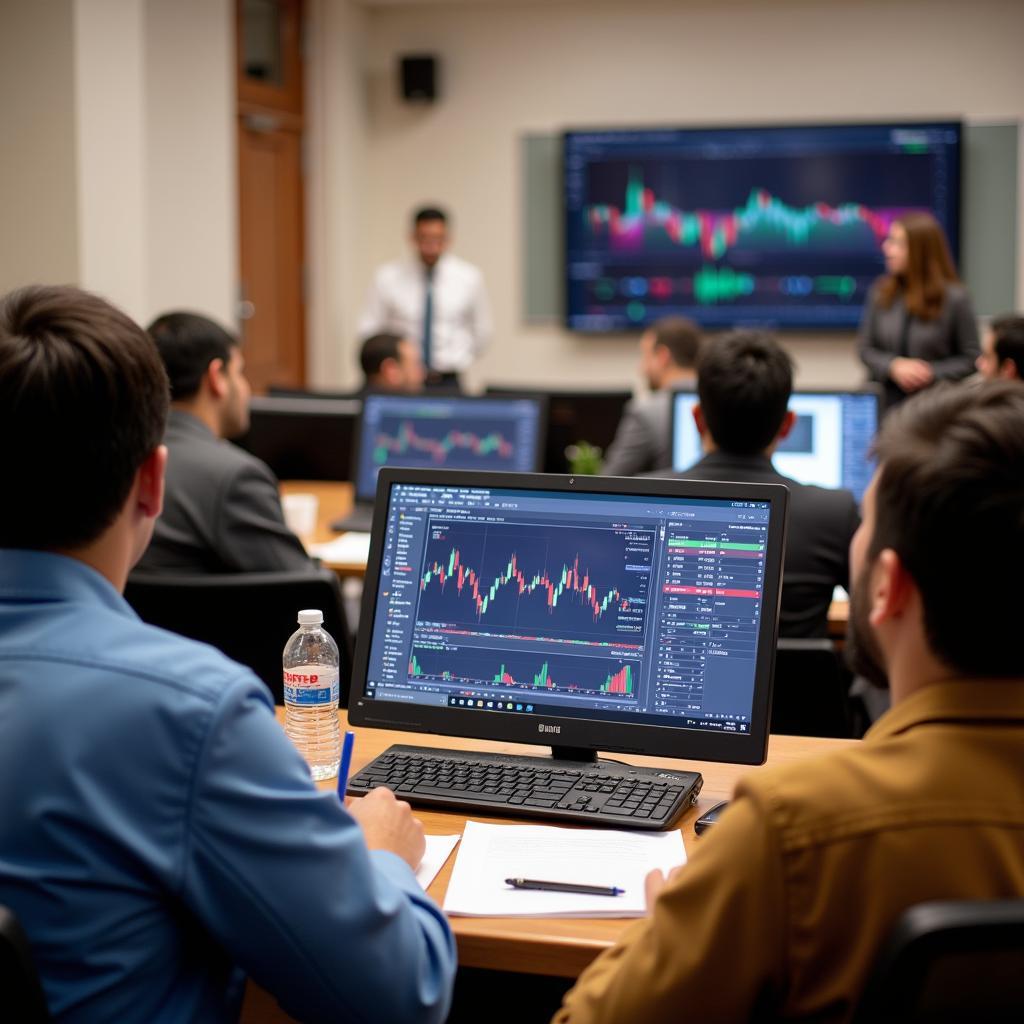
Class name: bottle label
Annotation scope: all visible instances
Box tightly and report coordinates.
[283,667,339,706]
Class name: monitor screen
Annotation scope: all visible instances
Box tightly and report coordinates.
[354,395,546,502]
[236,395,361,482]
[564,121,962,330]
[348,469,789,766]
[671,390,878,501]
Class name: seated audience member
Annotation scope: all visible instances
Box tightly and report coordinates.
[601,317,702,476]
[556,381,1024,1024]
[135,311,312,573]
[0,286,455,1023]
[657,331,858,637]
[976,313,1024,380]
[360,331,427,393]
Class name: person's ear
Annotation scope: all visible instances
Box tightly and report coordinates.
[776,410,797,441]
[692,404,707,438]
[999,360,1019,381]
[206,358,228,400]
[868,548,915,628]
[136,445,166,520]
[381,357,400,386]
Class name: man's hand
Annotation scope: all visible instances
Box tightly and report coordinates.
[644,864,686,912]
[347,787,426,870]
[889,357,934,392]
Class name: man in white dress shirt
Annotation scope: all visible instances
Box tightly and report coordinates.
[358,207,492,388]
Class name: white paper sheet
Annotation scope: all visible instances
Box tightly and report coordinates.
[443,820,686,918]
[308,532,372,565]
[416,834,461,891]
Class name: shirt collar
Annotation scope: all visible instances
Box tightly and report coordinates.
[697,450,776,474]
[866,679,1024,743]
[0,548,133,619]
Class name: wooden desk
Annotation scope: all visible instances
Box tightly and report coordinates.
[242,713,855,1021]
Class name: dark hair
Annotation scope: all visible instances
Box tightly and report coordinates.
[147,311,237,401]
[0,285,169,549]
[696,330,793,455]
[992,314,1024,378]
[876,211,959,321]
[413,206,447,226]
[360,332,405,379]
[871,382,1024,676]
[650,317,703,369]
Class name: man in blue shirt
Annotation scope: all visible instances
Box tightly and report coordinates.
[0,286,456,1022]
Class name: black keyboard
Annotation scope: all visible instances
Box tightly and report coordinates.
[346,744,703,830]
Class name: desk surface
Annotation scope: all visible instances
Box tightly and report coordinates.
[280,479,850,634]
[241,715,854,1022]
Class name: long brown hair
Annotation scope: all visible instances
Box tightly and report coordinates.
[876,211,959,320]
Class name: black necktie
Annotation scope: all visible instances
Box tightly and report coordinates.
[422,268,434,371]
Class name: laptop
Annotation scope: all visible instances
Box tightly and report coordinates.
[671,388,879,501]
[332,393,547,532]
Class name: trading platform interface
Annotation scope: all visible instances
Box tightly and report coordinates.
[355,395,543,501]
[362,482,773,735]
[672,390,878,501]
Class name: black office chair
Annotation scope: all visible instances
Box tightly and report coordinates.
[770,638,853,738]
[124,568,353,705]
[853,900,1024,1023]
[0,905,50,1023]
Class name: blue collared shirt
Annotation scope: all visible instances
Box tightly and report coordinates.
[0,550,455,1023]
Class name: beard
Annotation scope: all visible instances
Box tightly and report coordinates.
[844,564,890,691]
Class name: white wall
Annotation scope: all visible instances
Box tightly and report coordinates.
[0,0,80,291]
[73,0,148,323]
[306,0,370,387]
[144,0,236,326]
[0,0,235,329]
[346,0,1024,392]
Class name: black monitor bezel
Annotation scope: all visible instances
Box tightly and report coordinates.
[347,467,789,767]
[350,394,549,503]
[669,386,881,475]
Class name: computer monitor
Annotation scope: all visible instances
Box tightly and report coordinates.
[485,387,632,472]
[670,389,879,501]
[348,468,788,766]
[234,395,361,481]
[352,394,547,504]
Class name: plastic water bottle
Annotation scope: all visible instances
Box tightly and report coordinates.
[283,609,341,780]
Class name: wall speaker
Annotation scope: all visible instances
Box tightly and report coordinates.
[400,55,438,103]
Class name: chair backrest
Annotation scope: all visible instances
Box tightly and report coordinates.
[770,638,853,738]
[124,568,353,705]
[0,905,50,1023]
[853,900,1024,1023]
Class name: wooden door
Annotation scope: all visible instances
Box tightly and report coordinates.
[237,0,305,391]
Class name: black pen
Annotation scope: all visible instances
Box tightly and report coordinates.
[505,877,624,896]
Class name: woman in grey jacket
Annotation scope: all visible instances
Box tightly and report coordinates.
[858,211,979,414]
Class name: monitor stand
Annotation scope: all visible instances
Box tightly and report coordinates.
[550,746,598,765]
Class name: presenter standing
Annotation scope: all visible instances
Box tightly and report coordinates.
[858,211,979,413]
[359,207,492,389]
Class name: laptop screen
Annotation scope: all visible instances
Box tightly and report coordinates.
[354,395,545,502]
[349,469,788,765]
[672,390,878,501]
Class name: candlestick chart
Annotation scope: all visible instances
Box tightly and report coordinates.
[372,417,518,470]
[414,519,653,643]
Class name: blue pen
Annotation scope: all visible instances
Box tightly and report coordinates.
[337,730,355,803]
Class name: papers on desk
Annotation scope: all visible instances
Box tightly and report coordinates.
[443,820,686,918]
[308,532,371,565]
[832,584,849,603]
[416,834,460,891]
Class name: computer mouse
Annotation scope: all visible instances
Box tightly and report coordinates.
[694,800,730,835]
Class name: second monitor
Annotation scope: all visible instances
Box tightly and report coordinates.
[671,389,878,501]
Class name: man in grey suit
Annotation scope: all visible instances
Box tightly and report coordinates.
[601,317,703,477]
[656,330,859,638]
[136,312,313,574]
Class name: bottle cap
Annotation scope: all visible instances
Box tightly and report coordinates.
[297,609,324,626]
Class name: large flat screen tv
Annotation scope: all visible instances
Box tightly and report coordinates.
[564,121,962,331]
